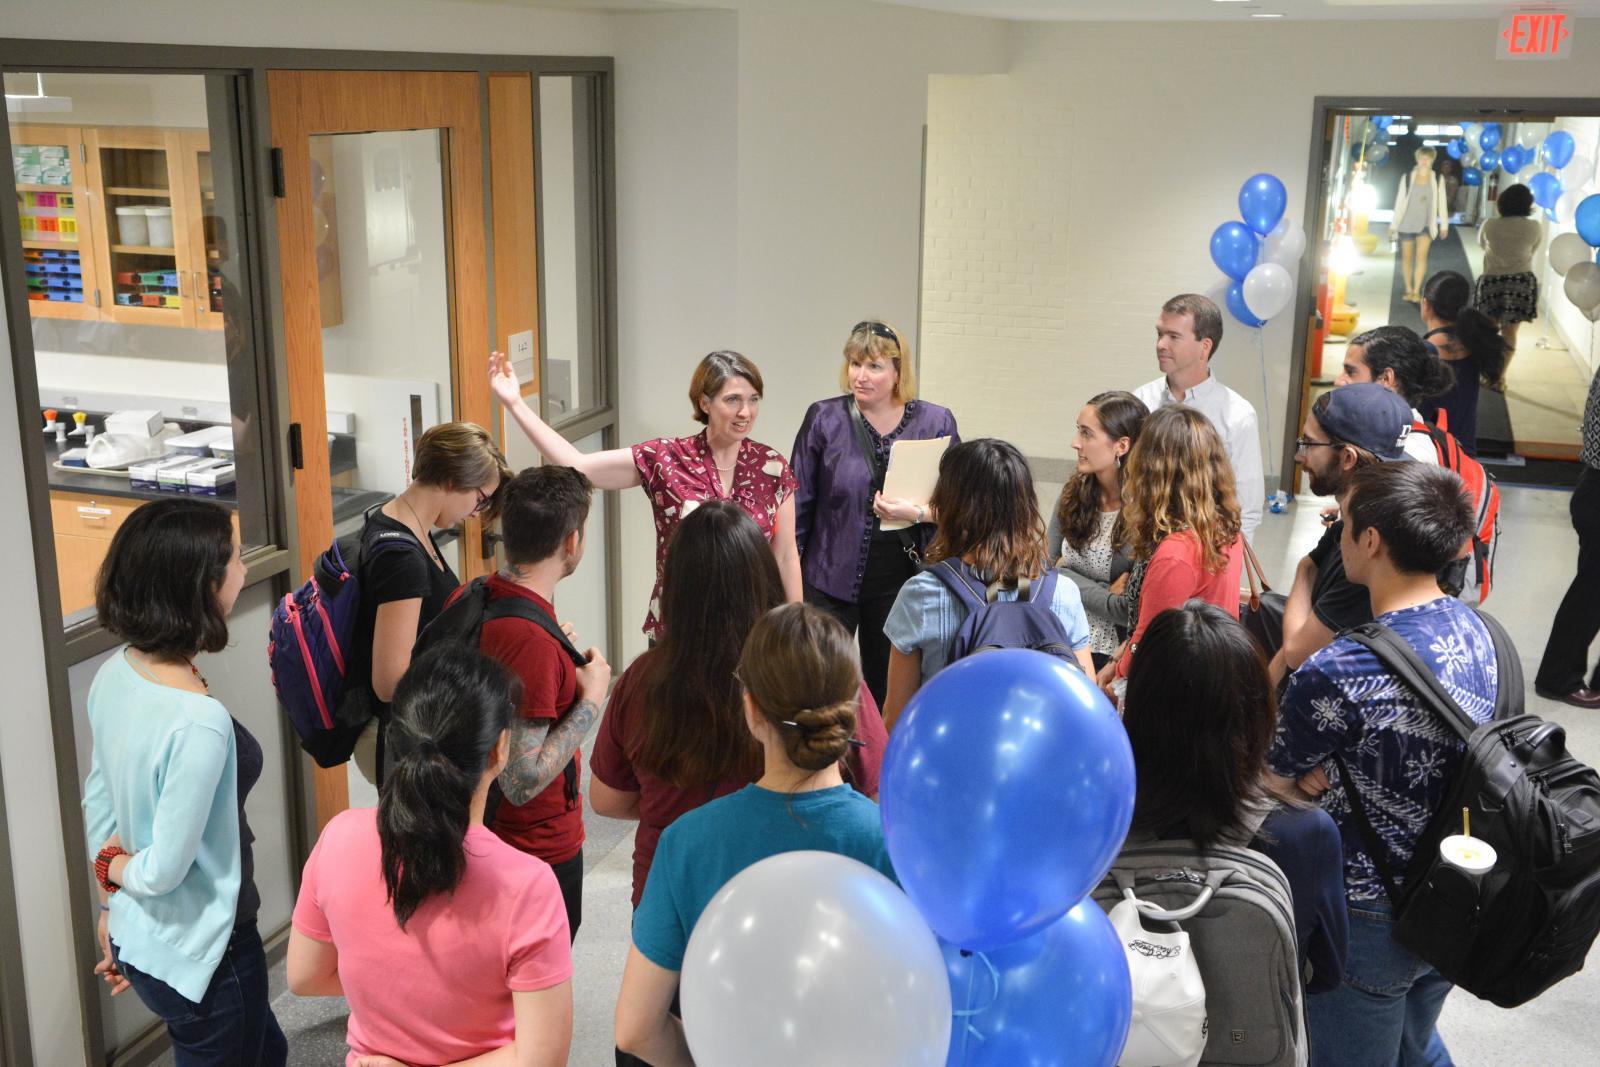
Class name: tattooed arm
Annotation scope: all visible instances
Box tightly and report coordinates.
[498,643,612,806]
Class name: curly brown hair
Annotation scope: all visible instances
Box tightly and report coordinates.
[1120,406,1241,573]
[925,439,1049,584]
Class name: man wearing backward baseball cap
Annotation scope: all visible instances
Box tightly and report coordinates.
[1269,383,1447,685]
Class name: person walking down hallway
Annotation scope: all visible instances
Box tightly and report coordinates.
[1474,182,1543,383]
[791,319,958,705]
[1392,145,1448,304]
[1536,365,1600,709]
[1134,293,1264,540]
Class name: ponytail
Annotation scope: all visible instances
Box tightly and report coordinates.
[377,645,518,929]
[1423,271,1510,386]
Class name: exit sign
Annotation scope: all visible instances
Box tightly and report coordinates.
[1499,12,1573,60]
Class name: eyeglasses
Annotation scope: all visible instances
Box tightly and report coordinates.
[1295,437,1344,451]
[472,487,493,515]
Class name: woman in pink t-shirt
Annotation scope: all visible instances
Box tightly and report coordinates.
[1103,405,1244,690]
[288,646,573,1067]
[490,348,801,641]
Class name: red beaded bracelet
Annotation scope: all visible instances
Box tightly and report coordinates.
[95,846,128,894]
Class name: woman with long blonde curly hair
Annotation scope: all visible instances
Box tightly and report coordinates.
[1100,405,1245,691]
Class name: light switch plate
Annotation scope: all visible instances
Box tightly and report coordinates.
[509,329,535,386]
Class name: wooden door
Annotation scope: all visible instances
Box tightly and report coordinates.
[268,70,494,826]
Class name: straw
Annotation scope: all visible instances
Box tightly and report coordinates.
[1463,806,1471,839]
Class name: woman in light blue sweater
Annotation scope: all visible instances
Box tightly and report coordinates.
[83,498,285,1066]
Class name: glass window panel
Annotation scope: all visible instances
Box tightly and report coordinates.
[537,75,601,423]
[6,71,269,628]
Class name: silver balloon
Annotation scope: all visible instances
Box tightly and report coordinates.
[1261,215,1308,267]
[1518,125,1544,151]
[1564,261,1600,313]
[1556,186,1593,225]
[1243,262,1295,321]
[681,851,952,1067]
[1551,232,1593,276]
[1566,154,1597,184]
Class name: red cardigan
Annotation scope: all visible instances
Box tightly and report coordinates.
[1116,529,1245,679]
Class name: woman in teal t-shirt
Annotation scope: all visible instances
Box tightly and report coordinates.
[614,603,894,1065]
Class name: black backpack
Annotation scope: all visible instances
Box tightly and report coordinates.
[929,560,1081,668]
[1334,612,1600,1007]
[412,576,590,813]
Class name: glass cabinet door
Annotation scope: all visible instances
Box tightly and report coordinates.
[179,131,224,329]
[83,128,194,327]
[11,124,100,321]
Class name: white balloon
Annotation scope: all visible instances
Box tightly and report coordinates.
[1565,261,1600,312]
[681,852,952,1067]
[1261,216,1308,267]
[1461,122,1482,144]
[1551,232,1594,276]
[1557,187,1592,225]
[1565,153,1596,183]
[1518,126,1544,151]
[1243,262,1294,321]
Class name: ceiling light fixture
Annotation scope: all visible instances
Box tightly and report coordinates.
[1252,12,1286,17]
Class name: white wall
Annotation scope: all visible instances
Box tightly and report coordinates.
[923,16,1600,484]
[610,0,1010,660]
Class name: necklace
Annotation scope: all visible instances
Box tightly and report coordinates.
[127,649,208,692]
[398,495,442,564]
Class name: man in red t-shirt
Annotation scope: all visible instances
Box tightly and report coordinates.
[464,465,610,941]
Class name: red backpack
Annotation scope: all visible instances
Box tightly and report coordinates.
[1412,417,1499,604]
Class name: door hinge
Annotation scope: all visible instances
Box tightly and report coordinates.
[481,528,503,561]
[92,288,101,308]
[79,142,86,163]
[287,422,304,470]
[269,147,286,199]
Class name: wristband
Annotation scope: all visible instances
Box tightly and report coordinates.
[95,846,128,895]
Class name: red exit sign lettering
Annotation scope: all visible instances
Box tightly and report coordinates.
[1499,12,1573,60]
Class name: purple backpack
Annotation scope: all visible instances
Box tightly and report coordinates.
[930,560,1079,667]
[269,525,420,767]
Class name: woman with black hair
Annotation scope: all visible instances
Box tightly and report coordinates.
[1122,600,1347,991]
[83,498,286,1066]
[1423,270,1510,455]
[1475,182,1544,370]
[288,644,574,1067]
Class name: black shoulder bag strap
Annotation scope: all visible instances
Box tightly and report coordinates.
[1329,611,1516,907]
[483,593,590,806]
[845,398,920,564]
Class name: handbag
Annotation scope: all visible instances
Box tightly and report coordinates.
[1239,538,1286,659]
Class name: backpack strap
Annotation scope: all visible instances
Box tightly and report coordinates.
[1341,621,1478,742]
[483,593,589,667]
[930,559,989,614]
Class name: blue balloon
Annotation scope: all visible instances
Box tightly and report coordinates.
[1480,124,1502,152]
[1238,172,1288,236]
[1462,167,1482,187]
[1528,171,1563,211]
[1480,149,1501,173]
[943,905,1132,1067]
[1543,130,1577,170]
[1371,115,1393,132]
[1209,220,1260,282]
[1446,138,1464,160]
[1502,144,1527,174]
[1226,281,1265,328]
[1576,194,1600,248]
[880,650,1135,952]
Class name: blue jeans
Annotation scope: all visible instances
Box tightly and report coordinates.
[1308,904,1454,1067]
[112,921,287,1067]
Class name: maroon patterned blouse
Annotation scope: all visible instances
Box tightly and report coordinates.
[630,430,798,639]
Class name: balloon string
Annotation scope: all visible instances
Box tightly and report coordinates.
[952,950,1000,1065]
[1256,324,1274,495]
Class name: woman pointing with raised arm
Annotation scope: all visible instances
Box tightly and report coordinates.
[490,350,801,642]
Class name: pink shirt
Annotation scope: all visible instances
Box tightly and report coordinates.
[631,430,798,639]
[1117,529,1245,679]
[293,808,572,1066]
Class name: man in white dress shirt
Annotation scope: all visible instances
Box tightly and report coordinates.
[1134,293,1265,540]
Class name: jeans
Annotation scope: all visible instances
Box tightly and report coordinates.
[1536,465,1600,694]
[1308,904,1453,1067]
[112,920,287,1067]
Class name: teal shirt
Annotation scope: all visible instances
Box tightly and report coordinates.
[632,784,894,971]
[82,650,241,1002]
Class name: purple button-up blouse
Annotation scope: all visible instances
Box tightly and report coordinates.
[790,396,959,603]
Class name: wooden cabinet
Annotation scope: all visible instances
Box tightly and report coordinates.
[12,124,104,322]
[11,123,221,329]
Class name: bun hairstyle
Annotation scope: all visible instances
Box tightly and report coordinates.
[738,603,861,773]
[1421,270,1510,387]
[378,644,518,929]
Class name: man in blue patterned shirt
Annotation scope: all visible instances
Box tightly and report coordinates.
[1268,462,1497,1067]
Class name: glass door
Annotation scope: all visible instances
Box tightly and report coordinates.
[268,70,494,826]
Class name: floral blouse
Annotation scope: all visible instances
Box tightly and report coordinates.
[631,430,798,640]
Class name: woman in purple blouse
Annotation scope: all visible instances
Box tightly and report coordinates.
[790,320,958,705]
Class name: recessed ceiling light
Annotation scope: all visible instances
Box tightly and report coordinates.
[1252,12,1286,17]
[1212,1,1252,4]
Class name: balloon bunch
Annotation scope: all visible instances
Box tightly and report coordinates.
[1208,173,1304,329]
[880,651,1138,1067]
[1553,194,1600,323]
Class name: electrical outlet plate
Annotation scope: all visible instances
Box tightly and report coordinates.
[509,329,536,389]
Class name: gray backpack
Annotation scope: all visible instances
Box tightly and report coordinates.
[1092,837,1308,1067]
